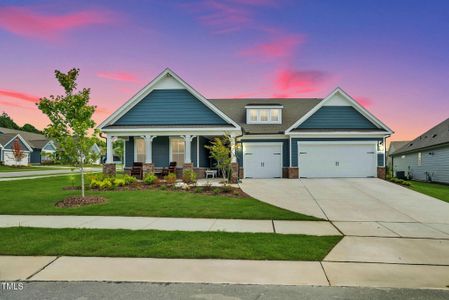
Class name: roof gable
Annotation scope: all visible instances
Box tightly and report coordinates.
[297,106,379,129]
[98,68,240,130]
[114,89,229,126]
[1,134,33,151]
[394,118,449,155]
[285,87,393,134]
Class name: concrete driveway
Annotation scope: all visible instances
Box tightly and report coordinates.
[240,178,449,238]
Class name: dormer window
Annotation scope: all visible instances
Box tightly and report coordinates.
[246,105,282,124]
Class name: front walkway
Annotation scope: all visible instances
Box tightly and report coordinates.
[0,215,340,235]
[2,255,449,289]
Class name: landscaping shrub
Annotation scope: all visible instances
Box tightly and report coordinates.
[193,187,202,193]
[212,188,221,195]
[159,185,168,191]
[114,178,126,187]
[202,181,212,192]
[389,177,411,186]
[144,173,158,185]
[222,184,233,193]
[122,174,136,185]
[182,169,197,184]
[164,173,177,185]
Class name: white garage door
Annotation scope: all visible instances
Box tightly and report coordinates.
[244,143,283,178]
[3,150,30,166]
[298,142,377,178]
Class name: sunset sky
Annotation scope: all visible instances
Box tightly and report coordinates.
[1,0,448,141]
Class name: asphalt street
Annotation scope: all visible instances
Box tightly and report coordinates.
[1,282,449,300]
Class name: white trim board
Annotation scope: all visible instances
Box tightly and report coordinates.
[98,68,241,130]
[285,87,394,134]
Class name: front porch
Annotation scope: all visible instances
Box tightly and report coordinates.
[103,131,239,182]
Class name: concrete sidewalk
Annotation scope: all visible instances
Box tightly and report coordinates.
[0,215,341,235]
[2,255,449,289]
[0,168,101,181]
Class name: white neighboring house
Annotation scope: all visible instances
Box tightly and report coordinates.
[0,133,33,166]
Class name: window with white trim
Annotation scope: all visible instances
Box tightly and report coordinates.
[246,108,282,124]
[170,137,185,167]
[135,138,145,162]
[417,152,422,166]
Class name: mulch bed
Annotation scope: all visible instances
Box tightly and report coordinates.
[56,196,107,208]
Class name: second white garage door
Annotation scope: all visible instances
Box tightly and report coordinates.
[298,142,377,178]
[243,143,283,178]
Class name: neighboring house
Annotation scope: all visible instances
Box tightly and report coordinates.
[391,118,449,183]
[98,68,393,181]
[0,127,101,165]
[0,133,33,166]
[387,141,410,170]
[0,127,56,164]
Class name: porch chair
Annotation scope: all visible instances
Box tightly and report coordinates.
[162,162,177,176]
[130,162,143,179]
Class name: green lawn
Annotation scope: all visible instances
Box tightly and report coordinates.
[0,227,341,261]
[407,180,449,203]
[0,176,320,220]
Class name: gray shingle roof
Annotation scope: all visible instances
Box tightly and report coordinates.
[393,118,449,155]
[0,133,18,147]
[0,127,50,149]
[388,141,410,156]
[208,98,323,134]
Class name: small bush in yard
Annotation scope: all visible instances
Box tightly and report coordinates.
[202,181,212,192]
[164,173,177,185]
[222,184,233,193]
[123,175,136,185]
[390,177,411,186]
[114,178,126,187]
[98,179,113,190]
[159,185,168,191]
[212,188,221,195]
[144,173,158,185]
[182,169,197,184]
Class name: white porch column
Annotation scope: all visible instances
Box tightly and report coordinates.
[106,135,114,164]
[183,135,195,164]
[144,135,156,163]
[230,134,237,163]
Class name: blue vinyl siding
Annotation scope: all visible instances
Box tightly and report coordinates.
[125,137,134,168]
[393,145,449,184]
[291,138,382,167]
[377,153,385,167]
[239,139,289,168]
[114,89,228,126]
[153,136,170,167]
[30,149,41,163]
[298,106,378,129]
[4,138,29,150]
[198,136,211,168]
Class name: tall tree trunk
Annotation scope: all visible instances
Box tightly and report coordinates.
[80,159,85,198]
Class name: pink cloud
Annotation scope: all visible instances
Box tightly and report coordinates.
[0,100,29,109]
[0,89,39,103]
[275,69,329,95]
[240,34,304,59]
[355,96,373,108]
[96,71,139,82]
[182,0,255,34]
[0,6,115,41]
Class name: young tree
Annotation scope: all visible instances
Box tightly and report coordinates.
[12,138,25,166]
[37,68,97,197]
[206,135,231,182]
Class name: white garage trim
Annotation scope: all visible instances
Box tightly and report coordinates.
[243,142,283,179]
[297,141,378,178]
